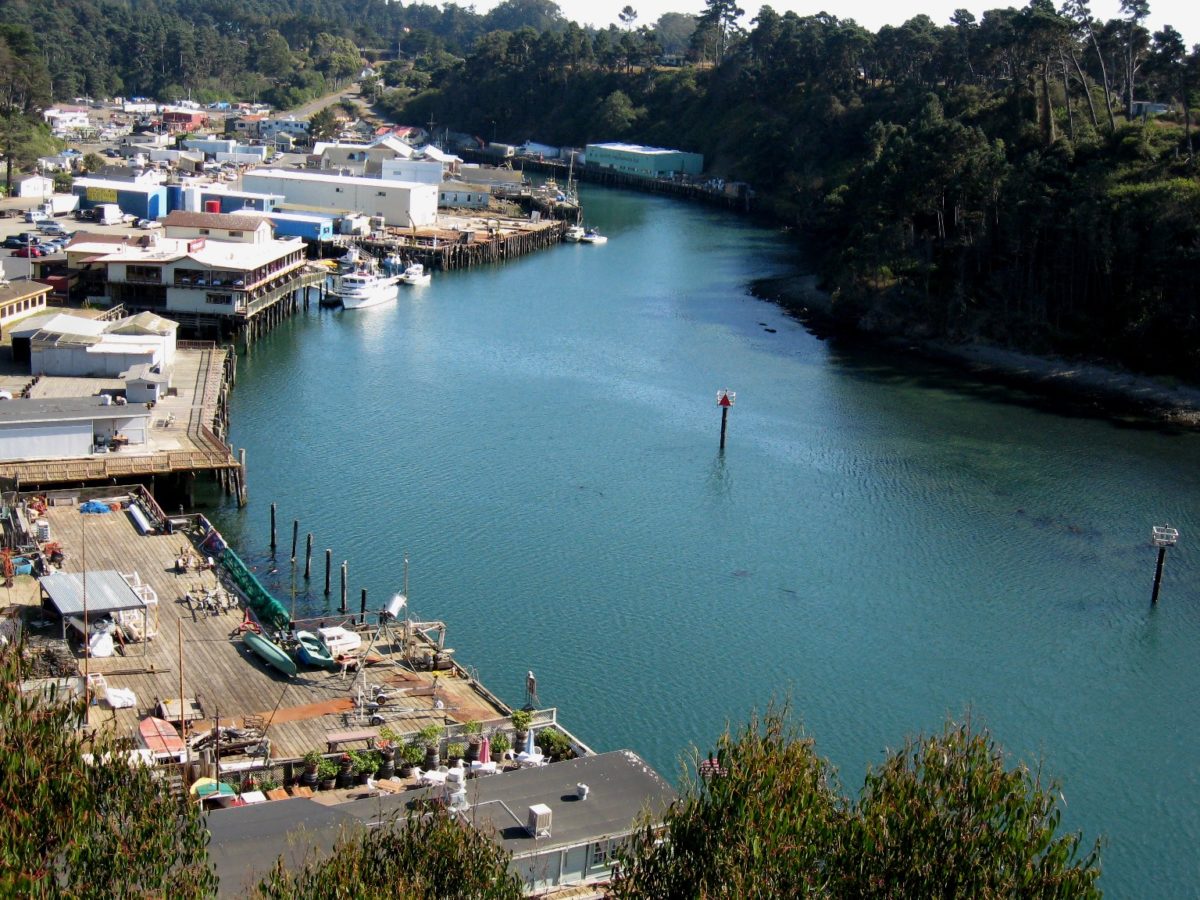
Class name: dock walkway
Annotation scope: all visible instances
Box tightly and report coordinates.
[30,501,508,760]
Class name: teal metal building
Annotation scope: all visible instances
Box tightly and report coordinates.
[584,143,704,179]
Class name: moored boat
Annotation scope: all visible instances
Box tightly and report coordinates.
[336,270,402,309]
[295,630,337,670]
[242,630,298,677]
[564,225,585,242]
[580,228,607,245]
[399,263,431,286]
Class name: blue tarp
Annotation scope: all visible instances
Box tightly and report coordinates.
[79,500,112,515]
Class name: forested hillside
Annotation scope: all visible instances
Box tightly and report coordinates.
[2,0,1199,375]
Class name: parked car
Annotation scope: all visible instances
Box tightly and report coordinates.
[38,221,67,235]
[136,218,162,229]
[13,245,45,257]
[24,209,48,223]
[3,236,27,249]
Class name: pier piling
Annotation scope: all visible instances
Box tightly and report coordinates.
[340,562,348,614]
[291,519,299,562]
[324,549,332,595]
[360,588,367,624]
[304,533,313,580]
[270,503,276,550]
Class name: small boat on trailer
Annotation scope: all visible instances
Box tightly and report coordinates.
[294,630,337,670]
[242,630,297,677]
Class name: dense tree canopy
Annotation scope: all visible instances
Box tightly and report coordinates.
[0,639,216,897]
[611,709,1102,898]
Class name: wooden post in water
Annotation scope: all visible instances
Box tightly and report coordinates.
[1150,525,1180,606]
[360,588,368,624]
[716,390,735,450]
[324,549,332,595]
[237,449,247,506]
[304,533,313,580]
[291,519,299,562]
[340,562,348,614]
[269,503,277,551]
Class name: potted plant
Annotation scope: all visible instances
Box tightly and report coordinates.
[399,741,424,777]
[446,742,466,766]
[335,752,354,789]
[463,720,483,762]
[301,750,322,788]
[417,724,443,771]
[375,728,398,780]
[260,777,280,793]
[511,709,532,750]
[490,731,511,763]
[537,728,575,762]
[316,758,337,790]
[350,750,378,785]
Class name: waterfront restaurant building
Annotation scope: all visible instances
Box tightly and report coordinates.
[241,169,439,227]
[83,215,307,326]
[585,142,704,179]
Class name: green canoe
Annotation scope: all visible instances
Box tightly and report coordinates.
[242,630,297,678]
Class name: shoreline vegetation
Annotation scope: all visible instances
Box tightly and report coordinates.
[754,271,1200,428]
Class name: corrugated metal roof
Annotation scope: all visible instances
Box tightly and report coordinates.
[40,570,148,616]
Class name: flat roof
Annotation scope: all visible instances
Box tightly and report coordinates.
[587,142,683,155]
[207,798,357,896]
[163,210,271,231]
[73,177,165,195]
[41,570,149,618]
[0,396,151,426]
[345,750,676,856]
[90,236,300,271]
[244,169,434,191]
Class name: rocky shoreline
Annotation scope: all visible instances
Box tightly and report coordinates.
[752,273,1200,429]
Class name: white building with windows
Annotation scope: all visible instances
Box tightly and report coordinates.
[79,213,307,320]
[240,169,438,227]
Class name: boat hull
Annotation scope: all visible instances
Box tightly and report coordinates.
[295,631,337,670]
[339,277,401,309]
[138,716,184,756]
[243,630,298,677]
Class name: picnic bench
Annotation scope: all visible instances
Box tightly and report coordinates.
[325,728,379,752]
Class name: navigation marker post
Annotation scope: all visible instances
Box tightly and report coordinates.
[717,390,736,450]
[1150,524,1179,606]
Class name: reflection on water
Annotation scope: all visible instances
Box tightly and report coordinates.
[215,185,1200,897]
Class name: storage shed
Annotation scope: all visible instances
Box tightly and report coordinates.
[124,364,169,404]
[0,396,150,461]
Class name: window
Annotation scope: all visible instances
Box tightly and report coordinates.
[228,231,243,237]
[126,265,161,283]
[590,841,614,868]
[206,293,233,305]
[199,229,210,235]
[377,191,386,197]
[335,187,343,193]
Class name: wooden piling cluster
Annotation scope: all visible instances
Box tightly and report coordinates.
[359,220,566,273]
[239,267,328,355]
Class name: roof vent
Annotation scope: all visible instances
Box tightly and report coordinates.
[526,804,551,838]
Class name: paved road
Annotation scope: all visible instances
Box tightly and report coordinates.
[285,83,361,120]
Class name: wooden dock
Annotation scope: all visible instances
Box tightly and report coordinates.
[22,497,514,762]
[0,347,241,502]
[358,217,567,272]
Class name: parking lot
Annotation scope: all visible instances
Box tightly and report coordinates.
[0,203,145,282]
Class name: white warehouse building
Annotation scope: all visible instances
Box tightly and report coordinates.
[240,169,439,227]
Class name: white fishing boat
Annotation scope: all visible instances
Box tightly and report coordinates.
[564,225,585,242]
[399,263,431,286]
[336,270,401,309]
[580,228,607,245]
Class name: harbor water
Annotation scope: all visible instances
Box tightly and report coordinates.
[213,185,1200,895]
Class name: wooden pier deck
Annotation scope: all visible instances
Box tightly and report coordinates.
[0,346,238,489]
[27,501,512,761]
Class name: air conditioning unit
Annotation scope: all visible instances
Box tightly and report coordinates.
[526,804,551,838]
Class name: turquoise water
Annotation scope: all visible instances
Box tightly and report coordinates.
[214,186,1200,894]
